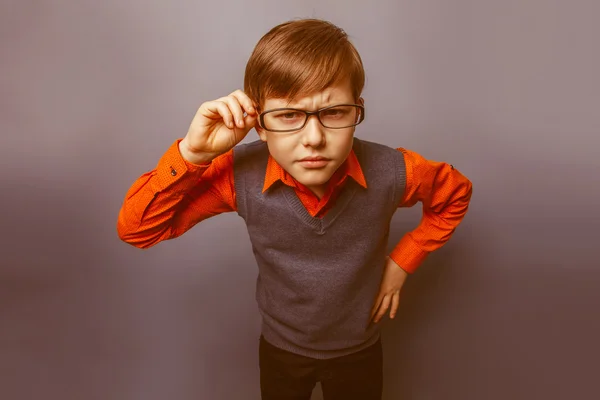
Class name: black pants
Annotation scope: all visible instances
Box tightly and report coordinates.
[259,335,383,400]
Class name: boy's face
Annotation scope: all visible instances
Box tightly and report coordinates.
[256,80,361,197]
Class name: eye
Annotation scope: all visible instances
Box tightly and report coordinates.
[321,108,348,118]
[272,111,302,119]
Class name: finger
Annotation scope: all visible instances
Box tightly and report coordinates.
[230,90,257,115]
[370,293,384,320]
[243,112,258,132]
[202,101,235,129]
[219,96,246,129]
[231,112,258,142]
[373,294,391,323]
[390,291,400,319]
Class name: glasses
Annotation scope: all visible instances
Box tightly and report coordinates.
[258,104,365,133]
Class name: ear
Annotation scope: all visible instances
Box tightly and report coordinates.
[255,125,268,142]
[358,97,365,106]
[252,105,268,142]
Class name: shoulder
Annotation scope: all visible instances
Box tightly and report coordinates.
[354,137,396,152]
[395,147,426,163]
[233,140,268,165]
[353,138,405,159]
[353,138,407,168]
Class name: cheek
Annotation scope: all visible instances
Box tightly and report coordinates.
[331,131,355,152]
[266,137,298,164]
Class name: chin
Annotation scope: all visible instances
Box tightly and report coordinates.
[289,165,337,186]
[298,174,333,187]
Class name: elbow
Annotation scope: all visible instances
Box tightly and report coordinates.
[117,232,157,250]
[116,220,156,250]
[117,229,146,250]
[459,178,474,205]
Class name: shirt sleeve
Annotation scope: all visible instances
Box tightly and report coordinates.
[389,148,473,273]
[116,139,236,248]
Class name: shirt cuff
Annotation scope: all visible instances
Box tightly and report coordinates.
[389,234,429,274]
[152,139,211,194]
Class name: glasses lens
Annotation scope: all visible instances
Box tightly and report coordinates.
[262,109,307,131]
[261,105,362,132]
[319,105,361,128]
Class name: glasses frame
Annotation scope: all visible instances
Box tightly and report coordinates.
[258,103,365,133]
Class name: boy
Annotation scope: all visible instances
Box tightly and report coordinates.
[117,18,472,400]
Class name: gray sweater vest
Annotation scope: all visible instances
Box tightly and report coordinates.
[233,138,406,359]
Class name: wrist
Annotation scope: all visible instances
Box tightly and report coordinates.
[178,139,216,165]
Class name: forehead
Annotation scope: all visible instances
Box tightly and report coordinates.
[263,81,354,109]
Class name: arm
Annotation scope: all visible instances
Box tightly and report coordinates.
[116,139,236,249]
[117,90,257,249]
[389,148,473,273]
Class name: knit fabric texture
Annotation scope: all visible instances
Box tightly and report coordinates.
[233,138,406,359]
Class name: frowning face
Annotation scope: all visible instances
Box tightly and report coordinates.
[257,81,363,198]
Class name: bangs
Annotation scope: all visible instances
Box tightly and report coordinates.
[244,19,365,109]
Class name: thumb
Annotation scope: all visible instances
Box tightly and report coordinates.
[242,112,258,135]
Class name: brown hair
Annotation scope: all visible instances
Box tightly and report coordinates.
[244,19,365,109]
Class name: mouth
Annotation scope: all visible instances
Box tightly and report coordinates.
[297,156,331,168]
[299,156,330,161]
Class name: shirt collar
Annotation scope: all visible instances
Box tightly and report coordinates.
[262,149,368,193]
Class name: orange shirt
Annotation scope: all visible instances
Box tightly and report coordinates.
[117,139,473,273]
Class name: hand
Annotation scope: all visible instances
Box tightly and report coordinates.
[369,257,408,324]
[180,90,258,164]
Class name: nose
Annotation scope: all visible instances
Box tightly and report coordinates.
[301,115,326,148]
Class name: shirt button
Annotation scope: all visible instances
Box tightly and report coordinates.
[171,167,177,176]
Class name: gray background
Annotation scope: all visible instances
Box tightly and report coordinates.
[1,1,599,399]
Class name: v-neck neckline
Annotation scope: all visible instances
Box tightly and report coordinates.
[281,181,360,235]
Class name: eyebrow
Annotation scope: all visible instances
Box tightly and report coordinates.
[279,99,349,110]
[277,92,335,109]
[270,104,345,112]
